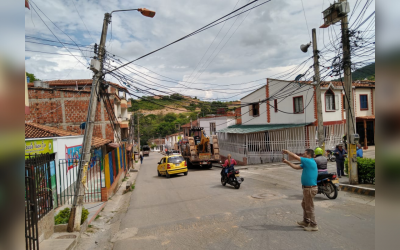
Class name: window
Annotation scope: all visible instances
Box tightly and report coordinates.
[274,99,278,112]
[167,156,184,164]
[249,103,260,117]
[360,94,368,110]
[342,95,346,110]
[210,122,216,135]
[293,96,303,113]
[325,90,335,111]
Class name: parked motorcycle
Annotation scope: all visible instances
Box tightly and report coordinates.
[326,147,336,162]
[317,172,339,199]
[220,166,244,189]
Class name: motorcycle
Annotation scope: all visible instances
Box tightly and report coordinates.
[220,165,244,189]
[317,172,339,199]
[326,147,336,162]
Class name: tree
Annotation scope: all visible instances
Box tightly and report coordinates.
[26,72,39,82]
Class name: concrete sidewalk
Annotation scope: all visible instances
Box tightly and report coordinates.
[40,161,141,250]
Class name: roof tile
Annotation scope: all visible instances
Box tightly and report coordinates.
[25,122,111,148]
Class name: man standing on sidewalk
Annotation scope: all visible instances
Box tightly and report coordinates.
[282,149,319,231]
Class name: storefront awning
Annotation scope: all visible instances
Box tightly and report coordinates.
[216,123,311,134]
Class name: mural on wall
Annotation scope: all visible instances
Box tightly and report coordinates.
[90,148,102,170]
[65,144,82,172]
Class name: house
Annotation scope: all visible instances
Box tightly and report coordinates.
[181,120,198,139]
[199,115,236,138]
[25,121,129,207]
[217,78,375,165]
[165,132,184,150]
[25,79,131,143]
[148,138,165,151]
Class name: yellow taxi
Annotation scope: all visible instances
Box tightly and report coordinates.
[157,155,188,178]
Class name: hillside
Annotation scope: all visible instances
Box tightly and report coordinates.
[128,94,238,116]
[352,63,375,80]
[335,62,375,81]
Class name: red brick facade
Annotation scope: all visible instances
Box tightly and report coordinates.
[25,87,116,141]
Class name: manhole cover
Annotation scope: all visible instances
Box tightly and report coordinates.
[251,193,276,199]
[56,235,77,239]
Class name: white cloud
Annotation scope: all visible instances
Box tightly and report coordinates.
[25,0,375,100]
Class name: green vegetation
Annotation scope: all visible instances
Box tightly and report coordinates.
[26,72,40,82]
[95,215,101,220]
[128,93,238,145]
[345,157,375,184]
[335,62,375,81]
[54,207,89,225]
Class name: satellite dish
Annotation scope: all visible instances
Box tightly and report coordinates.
[300,42,311,53]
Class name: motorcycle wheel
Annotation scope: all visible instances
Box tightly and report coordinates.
[221,177,226,186]
[234,183,240,189]
[325,182,338,199]
[330,155,336,162]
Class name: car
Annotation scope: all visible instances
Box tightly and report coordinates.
[157,155,188,178]
[171,150,180,155]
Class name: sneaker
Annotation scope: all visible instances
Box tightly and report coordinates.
[297,221,309,227]
[339,176,342,178]
[304,225,319,231]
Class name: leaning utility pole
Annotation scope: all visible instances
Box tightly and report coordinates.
[312,28,325,151]
[340,1,358,184]
[68,13,111,231]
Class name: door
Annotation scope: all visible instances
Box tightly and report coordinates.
[366,121,374,145]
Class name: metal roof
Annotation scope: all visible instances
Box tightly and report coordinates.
[216,123,310,134]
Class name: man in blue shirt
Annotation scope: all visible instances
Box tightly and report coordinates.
[356,144,363,158]
[283,149,319,231]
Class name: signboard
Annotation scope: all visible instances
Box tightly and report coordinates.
[65,144,82,172]
[25,139,53,157]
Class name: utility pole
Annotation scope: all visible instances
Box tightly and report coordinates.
[312,28,325,151]
[340,0,358,184]
[137,113,140,156]
[128,113,135,168]
[68,13,111,232]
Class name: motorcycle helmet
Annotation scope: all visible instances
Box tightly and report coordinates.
[314,147,323,156]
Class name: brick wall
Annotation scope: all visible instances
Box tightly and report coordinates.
[25,88,116,141]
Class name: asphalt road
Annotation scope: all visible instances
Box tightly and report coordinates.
[112,153,375,250]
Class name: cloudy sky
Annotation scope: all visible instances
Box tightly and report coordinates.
[25,0,375,100]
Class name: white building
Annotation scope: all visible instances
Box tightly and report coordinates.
[217,78,375,165]
[199,115,236,139]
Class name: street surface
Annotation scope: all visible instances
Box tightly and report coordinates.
[76,152,375,250]
[108,153,375,250]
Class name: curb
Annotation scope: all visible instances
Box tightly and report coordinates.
[87,202,107,225]
[339,184,375,197]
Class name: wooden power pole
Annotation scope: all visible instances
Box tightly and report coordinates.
[320,0,357,184]
[68,13,111,232]
[340,1,358,184]
[312,28,325,151]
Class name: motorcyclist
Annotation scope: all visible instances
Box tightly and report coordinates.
[221,154,237,177]
[314,147,328,175]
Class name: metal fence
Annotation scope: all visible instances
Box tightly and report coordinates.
[25,153,55,250]
[57,159,102,206]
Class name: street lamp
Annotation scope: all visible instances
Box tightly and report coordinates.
[111,8,156,18]
[68,7,156,232]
